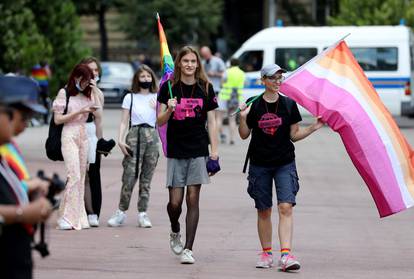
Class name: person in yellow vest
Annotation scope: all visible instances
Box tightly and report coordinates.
[217,58,245,144]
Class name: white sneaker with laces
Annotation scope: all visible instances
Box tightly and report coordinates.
[137,212,152,228]
[107,209,126,227]
[88,214,99,227]
[169,231,184,255]
[180,249,195,264]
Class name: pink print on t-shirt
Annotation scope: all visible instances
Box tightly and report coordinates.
[173,98,204,120]
[258,113,282,135]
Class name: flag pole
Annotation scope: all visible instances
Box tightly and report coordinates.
[230,93,263,117]
[156,12,173,99]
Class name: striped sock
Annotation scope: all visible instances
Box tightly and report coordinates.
[281,248,290,257]
[263,247,272,255]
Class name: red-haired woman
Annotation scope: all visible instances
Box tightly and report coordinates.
[53,64,99,230]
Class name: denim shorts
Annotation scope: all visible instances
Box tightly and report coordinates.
[247,161,300,210]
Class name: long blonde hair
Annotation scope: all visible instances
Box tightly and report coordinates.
[173,46,210,94]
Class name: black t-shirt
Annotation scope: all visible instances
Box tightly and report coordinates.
[158,80,218,158]
[246,94,302,167]
[0,172,33,278]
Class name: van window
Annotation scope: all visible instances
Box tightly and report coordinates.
[275,48,317,71]
[410,46,414,71]
[238,51,263,72]
[350,47,398,71]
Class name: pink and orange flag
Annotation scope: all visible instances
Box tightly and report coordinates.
[280,40,414,217]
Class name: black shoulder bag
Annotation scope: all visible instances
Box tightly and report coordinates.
[45,90,70,161]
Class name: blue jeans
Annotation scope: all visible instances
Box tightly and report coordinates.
[247,161,300,210]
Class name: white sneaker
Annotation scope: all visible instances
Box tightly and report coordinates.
[107,209,126,227]
[57,218,72,230]
[256,252,274,268]
[137,212,152,228]
[88,214,99,227]
[180,249,195,264]
[278,254,301,272]
[169,231,184,255]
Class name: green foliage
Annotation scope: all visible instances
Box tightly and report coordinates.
[0,0,52,74]
[118,0,223,52]
[328,0,414,27]
[28,0,91,94]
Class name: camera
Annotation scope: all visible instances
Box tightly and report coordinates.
[37,170,65,209]
[33,170,65,257]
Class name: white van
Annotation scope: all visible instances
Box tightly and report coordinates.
[231,25,414,116]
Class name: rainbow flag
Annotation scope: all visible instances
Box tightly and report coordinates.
[31,64,49,86]
[0,142,30,191]
[156,13,174,156]
[280,40,414,217]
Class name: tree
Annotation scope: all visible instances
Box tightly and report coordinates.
[328,0,414,27]
[28,0,91,93]
[0,0,52,74]
[118,0,223,52]
[72,0,123,61]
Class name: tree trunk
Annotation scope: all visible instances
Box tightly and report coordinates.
[98,4,108,61]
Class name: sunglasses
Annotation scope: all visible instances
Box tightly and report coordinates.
[265,75,285,83]
[0,107,14,120]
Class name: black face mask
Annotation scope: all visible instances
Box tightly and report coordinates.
[139,81,152,89]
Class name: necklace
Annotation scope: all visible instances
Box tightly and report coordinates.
[180,81,196,117]
[264,97,279,114]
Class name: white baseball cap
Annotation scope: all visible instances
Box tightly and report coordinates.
[260,64,287,78]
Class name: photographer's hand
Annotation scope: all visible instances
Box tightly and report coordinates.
[26,177,49,196]
[20,198,53,224]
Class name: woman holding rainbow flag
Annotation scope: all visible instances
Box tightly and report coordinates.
[157,45,219,264]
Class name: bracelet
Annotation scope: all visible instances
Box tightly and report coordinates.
[15,207,24,223]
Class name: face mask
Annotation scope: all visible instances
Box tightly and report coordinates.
[75,81,83,92]
[95,76,100,82]
[139,81,152,89]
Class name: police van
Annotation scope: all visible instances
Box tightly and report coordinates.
[231,25,414,116]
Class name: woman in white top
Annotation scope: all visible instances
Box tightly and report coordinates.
[107,65,159,228]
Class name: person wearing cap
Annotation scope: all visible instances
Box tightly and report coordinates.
[0,76,50,196]
[238,64,323,271]
[0,75,53,279]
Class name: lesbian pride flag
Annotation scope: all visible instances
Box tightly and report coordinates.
[280,40,414,217]
[156,13,174,156]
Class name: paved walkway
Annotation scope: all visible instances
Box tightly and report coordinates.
[15,110,414,279]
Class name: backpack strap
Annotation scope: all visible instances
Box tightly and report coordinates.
[63,88,70,115]
[242,96,261,173]
[242,141,252,173]
[128,93,133,129]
